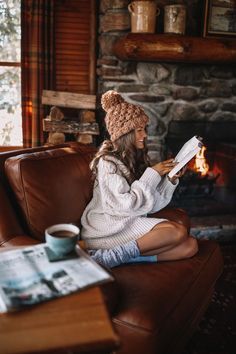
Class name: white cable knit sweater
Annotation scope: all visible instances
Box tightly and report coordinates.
[81,157,178,249]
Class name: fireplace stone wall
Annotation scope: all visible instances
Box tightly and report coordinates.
[97,0,236,163]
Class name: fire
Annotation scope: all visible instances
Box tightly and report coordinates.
[194,146,209,176]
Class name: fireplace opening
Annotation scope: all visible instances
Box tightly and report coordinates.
[166,121,236,218]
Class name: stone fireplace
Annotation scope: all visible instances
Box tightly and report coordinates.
[96,0,236,239]
[97,1,236,157]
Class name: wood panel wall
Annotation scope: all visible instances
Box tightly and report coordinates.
[54,0,96,94]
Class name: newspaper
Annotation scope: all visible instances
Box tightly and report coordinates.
[0,244,113,313]
[168,136,203,178]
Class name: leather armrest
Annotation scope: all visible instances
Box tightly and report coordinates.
[1,235,40,247]
[148,207,191,233]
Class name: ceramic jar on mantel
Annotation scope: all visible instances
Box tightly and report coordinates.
[164,4,187,35]
[128,0,160,33]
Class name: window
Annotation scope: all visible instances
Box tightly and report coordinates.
[0,0,22,147]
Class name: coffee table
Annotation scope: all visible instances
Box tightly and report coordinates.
[0,283,119,354]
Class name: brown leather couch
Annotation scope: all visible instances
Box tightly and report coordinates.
[0,143,223,354]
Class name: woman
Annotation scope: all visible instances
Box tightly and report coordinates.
[81,90,198,267]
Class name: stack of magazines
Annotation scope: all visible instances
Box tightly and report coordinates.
[0,244,112,313]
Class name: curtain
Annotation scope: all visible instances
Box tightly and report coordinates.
[21,0,54,147]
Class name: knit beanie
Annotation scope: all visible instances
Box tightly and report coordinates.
[101,90,149,142]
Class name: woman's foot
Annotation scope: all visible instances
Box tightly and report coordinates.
[89,240,140,268]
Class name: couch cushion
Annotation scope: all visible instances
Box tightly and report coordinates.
[4,147,95,241]
[112,240,223,354]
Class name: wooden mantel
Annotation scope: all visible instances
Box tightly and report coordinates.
[113,33,236,64]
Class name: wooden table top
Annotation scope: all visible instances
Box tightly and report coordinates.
[0,284,119,354]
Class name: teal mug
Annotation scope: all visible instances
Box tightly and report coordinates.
[45,223,80,256]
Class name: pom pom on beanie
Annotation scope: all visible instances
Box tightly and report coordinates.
[101,90,149,142]
[101,90,124,112]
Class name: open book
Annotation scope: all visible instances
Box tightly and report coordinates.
[0,244,113,313]
[168,136,203,179]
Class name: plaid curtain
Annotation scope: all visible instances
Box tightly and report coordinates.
[21,0,54,147]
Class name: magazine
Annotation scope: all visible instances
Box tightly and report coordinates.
[168,136,203,179]
[0,244,113,313]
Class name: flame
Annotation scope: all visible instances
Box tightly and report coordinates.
[194,146,209,176]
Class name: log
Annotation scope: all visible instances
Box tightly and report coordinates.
[77,134,93,144]
[113,33,236,64]
[80,110,96,123]
[42,90,96,109]
[43,118,99,135]
[48,132,65,145]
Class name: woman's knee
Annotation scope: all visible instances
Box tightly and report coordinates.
[152,221,187,244]
[171,222,188,244]
[184,237,198,258]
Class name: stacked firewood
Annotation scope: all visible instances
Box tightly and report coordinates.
[42,90,99,145]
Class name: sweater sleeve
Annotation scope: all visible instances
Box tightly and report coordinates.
[98,158,171,217]
[149,176,179,213]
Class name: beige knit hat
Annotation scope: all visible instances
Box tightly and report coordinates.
[101,90,149,141]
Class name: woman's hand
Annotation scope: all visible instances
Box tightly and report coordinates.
[168,165,188,183]
[151,159,176,176]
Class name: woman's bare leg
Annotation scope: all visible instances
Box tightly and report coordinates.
[142,236,198,261]
[137,221,198,261]
[137,221,188,253]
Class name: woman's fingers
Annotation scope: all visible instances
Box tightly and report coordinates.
[152,159,177,176]
[162,160,176,168]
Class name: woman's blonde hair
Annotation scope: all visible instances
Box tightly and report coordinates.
[90,130,150,184]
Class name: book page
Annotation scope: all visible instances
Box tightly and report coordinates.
[168,136,203,179]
